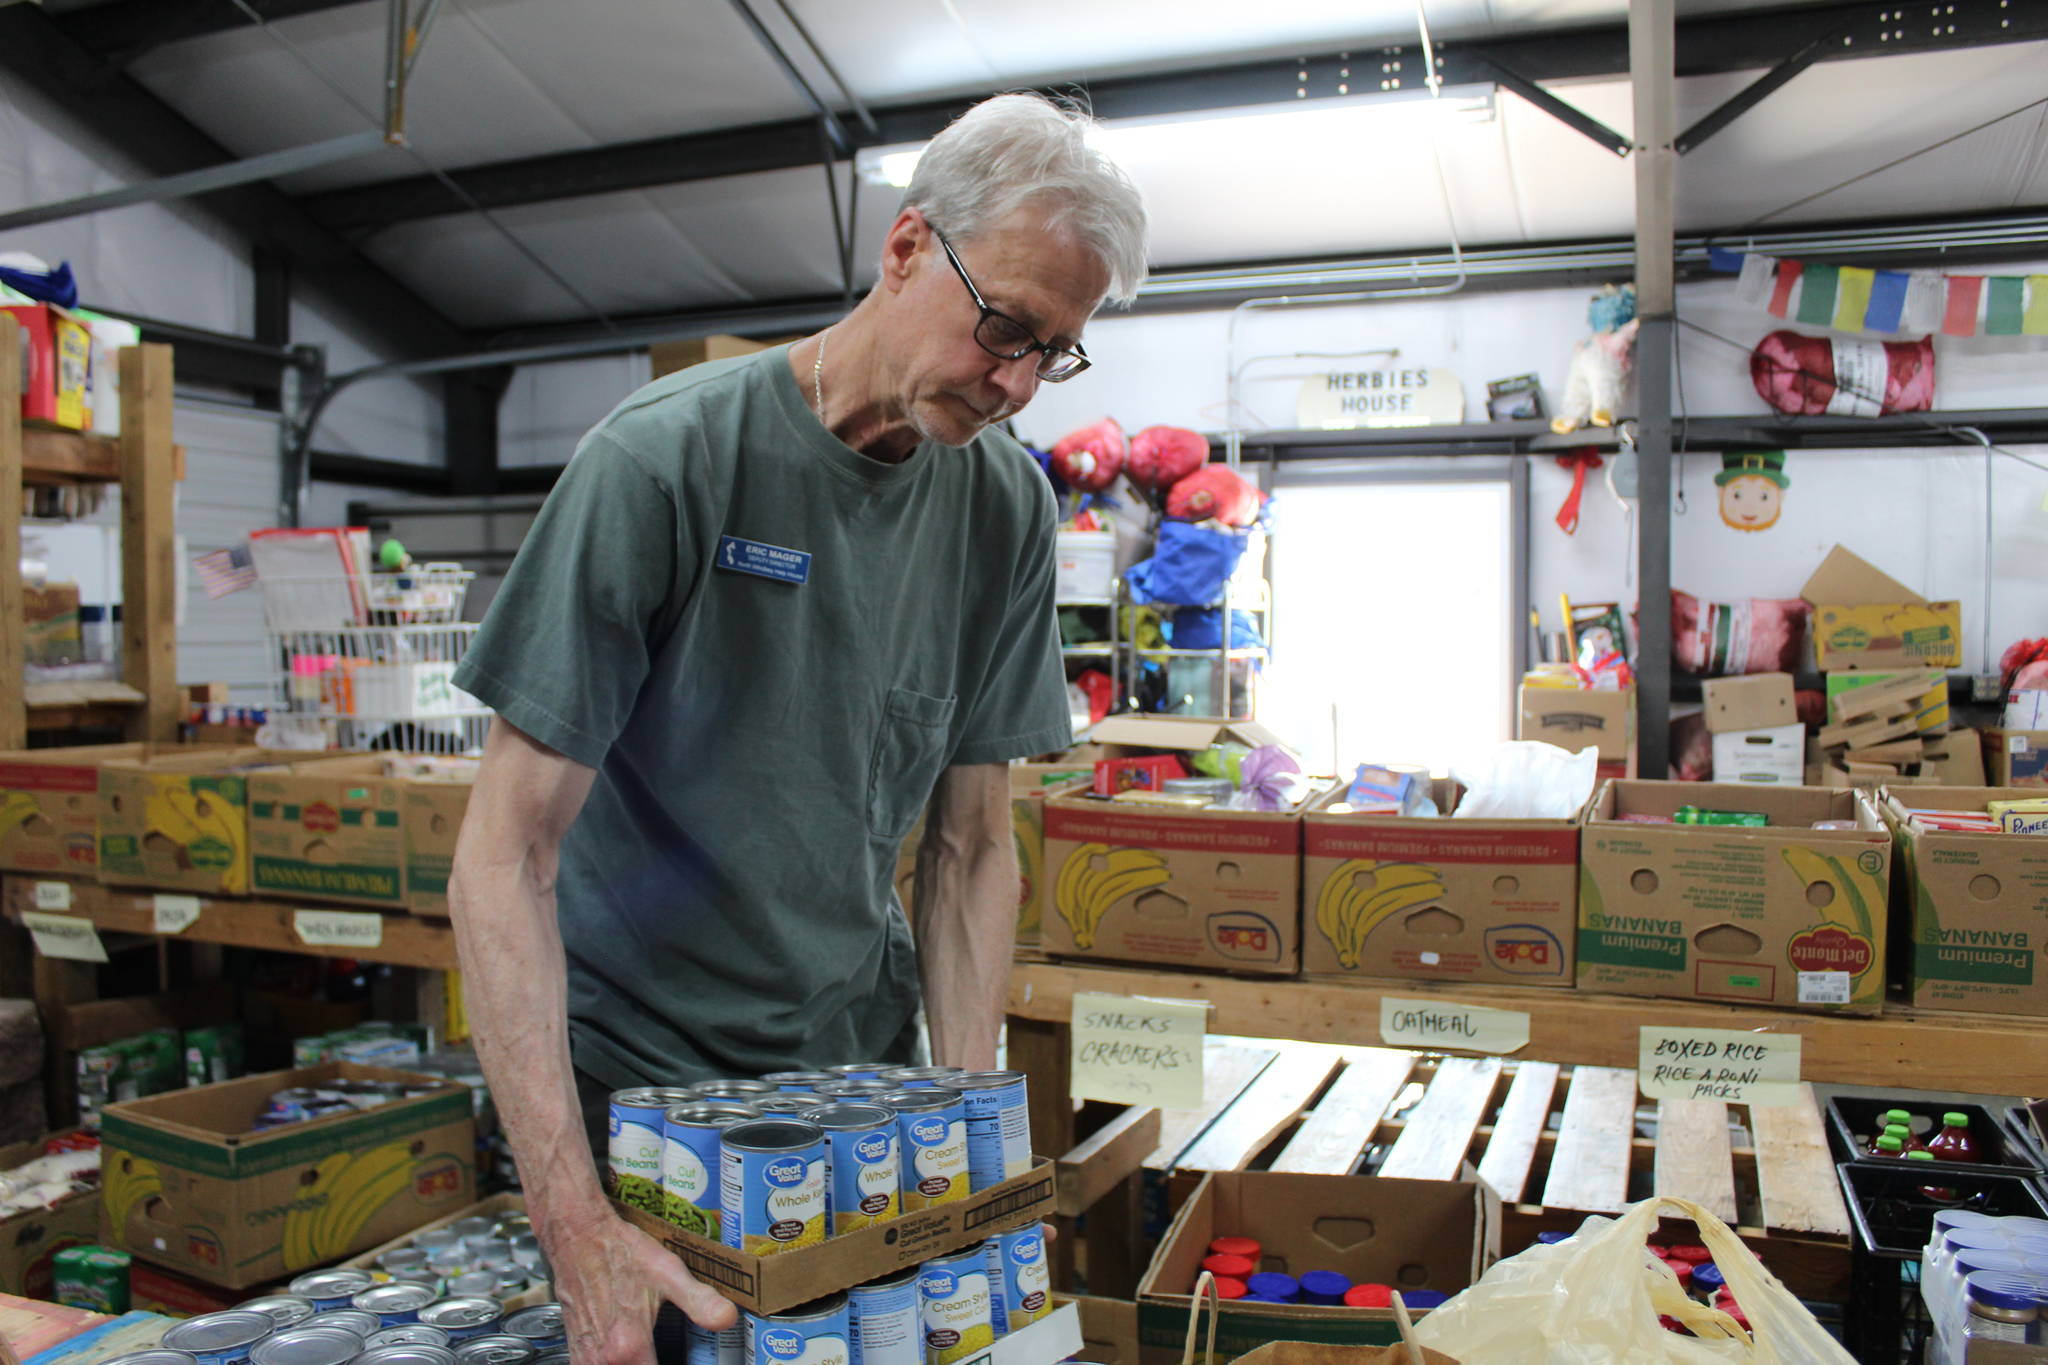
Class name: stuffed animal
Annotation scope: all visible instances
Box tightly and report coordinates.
[1551,284,1639,435]
[1127,425,1207,492]
[1049,418,1127,492]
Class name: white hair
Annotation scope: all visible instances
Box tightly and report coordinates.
[903,93,1149,306]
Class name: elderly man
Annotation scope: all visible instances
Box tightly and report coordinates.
[445,93,1146,1364]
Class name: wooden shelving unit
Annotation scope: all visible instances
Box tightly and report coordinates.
[0,318,182,748]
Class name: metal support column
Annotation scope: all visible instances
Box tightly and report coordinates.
[252,248,291,411]
[444,366,512,497]
[1631,0,1676,780]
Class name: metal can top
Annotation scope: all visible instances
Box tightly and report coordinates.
[945,1071,1026,1091]
[366,1327,453,1351]
[308,1311,381,1340]
[491,1270,529,1296]
[663,1101,759,1129]
[694,1079,776,1095]
[501,1307,563,1341]
[851,1264,924,1293]
[802,1102,896,1132]
[921,1245,989,1275]
[453,1338,535,1365]
[749,1094,825,1115]
[759,1071,835,1087]
[249,1327,363,1365]
[811,1079,893,1097]
[377,1248,431,1273]
[390,1271,446,1293]
[465,1236,513,1259]
[354,1348,460,1365]
[162,1311,275,1355]
[826,1064,895,1078]
[415,1229,464,1252]
[721,1116,825,1153]
[446,1273,497,1298]
[355,1283,439,1313]
[420,1298,503,1330]
[874,1067,962,1084]
[754,1290,848,1323]
[870,1087,961,1112]
[289,1270,374,1300]
[611,1087,698,1110]
[236,1296,319,1330]
[98,1352,199,1365]
[447,1217,497,1240]
[533,1352,569,1365]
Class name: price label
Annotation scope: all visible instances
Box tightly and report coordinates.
[1639,1026,1802,1106]
[23,911,108,963]
[293,909,384,949]
[33,881,72,911]
[1379,997,1530,1055]
[1069,991,1206,1108]
[153,895,202,935]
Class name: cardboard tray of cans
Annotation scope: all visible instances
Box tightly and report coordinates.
[612,1157,1056,1316]
[340,1191,551,1312]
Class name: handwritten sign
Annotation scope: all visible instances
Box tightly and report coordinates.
[294,909,384,950]
[1069,991,1206,1108]
[1639,1026,1802,1106]
[24,911,108,962]
[1379,997,1530,1055]
[154,895,202,935]
[33,881,72,911]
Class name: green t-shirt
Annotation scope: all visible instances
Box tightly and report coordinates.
[452,347,1071,1089]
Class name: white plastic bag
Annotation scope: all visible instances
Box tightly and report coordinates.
[1450,741,1598,820]
[1411,1196,1855,1365]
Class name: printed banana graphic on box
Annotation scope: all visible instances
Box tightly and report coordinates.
[1053,842,1170,949]
[1313,859,1449,969]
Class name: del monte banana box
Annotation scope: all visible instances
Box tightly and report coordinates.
[98,1062,474,1290]
[1576,780,1892,1014]
[248,756,405,909]
[98,748,304,896]
[0,743,154,876]
[1302,781,1580,987]
[1884,784,2048,1017]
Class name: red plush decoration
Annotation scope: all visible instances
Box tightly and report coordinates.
[1050,418,1127,492]
[1127,425,1208,492]
[1166,465,1262,526]
[1671,590,1809,677]
[1750,331,1935,417]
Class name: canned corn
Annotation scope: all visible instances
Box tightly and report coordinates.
[873,1089,968,1211]
[949,1071,1031,1191]
[720,1118,827,1255]
[805,1102,901,1235]
[846,1265,921,1365]
[983,1225,1051,1334]
[745,1291,850,1365]
[917,1248,995,1365]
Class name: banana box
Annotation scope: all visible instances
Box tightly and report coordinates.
[1885,785,2048,1017]
[0,743,156,876]
[0,1129,100,1299]
[1577,780,1892,1014]
[899,763,1075,943]
[98,1062,474,1290]
[1302,782,1580,987]
[97,748,302,895]
[248,756,406,909]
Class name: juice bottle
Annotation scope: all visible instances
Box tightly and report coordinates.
[1907,1149,1957,1203]
[1884,1123,1926,1154]
[1873,1135,1905,1159]
[1926,1112,1981,1164]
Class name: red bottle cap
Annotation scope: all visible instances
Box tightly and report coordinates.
[1212,1277,1248,1300]
[1344,1284,1394,1309]
[1665,1244,1712,1264]
[1659,1316,1687,1334]
[1666,1262,1695,1287]
[1202,1254,1257,1280]
[1210,1236,1262,1260]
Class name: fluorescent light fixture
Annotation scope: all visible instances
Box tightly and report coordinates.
[855,85,1496,189]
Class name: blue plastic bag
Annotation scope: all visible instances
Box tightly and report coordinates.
[1168,609,1265,653]
[1125,521,1249,607]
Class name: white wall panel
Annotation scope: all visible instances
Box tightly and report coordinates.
[500,353,649,467]
[174,402,288,701]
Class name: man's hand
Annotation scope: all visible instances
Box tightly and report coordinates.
[544,1205,735,1365]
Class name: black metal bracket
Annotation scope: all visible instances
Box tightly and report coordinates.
[1469,55,1633,157]
[1674,37,1827,154]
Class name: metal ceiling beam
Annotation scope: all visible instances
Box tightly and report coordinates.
[0,6,466,360]
[299,0,2048,236]
[55,0,370,66]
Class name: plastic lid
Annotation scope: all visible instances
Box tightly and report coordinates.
[1943,1112,1971,1128]
[1344,1284,1393,1309]
[1693,1264,1725,1291]
[1876,1136,1904,1153]
[1299,1271,1352,1299]
[1245,1273,1300,1301]
[1402,1291,1449,1310]
[2008,1236,2048,1257]
[1202,1255,1256,1280]
[1883,1109,1914,1125]
[1210,1236,1261,1259]
[1535,1232,1569,1245]
[1954,1251,2028,1279]
[1882,1124,1911,1137]
[1934,1210,2002,1235]
[1665,1245,1712,1264]
[1212,1278,1248,1301]
[1905,1150,1935,1162]
[1666,1262,1695,1286]
[1998,1220,2048,1238]
[1966,1273,2044,1313]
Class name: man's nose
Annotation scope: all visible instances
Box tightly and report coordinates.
[991,353,1041,409]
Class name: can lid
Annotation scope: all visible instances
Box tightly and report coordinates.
[722,1116,825,1150]
[164,1311,275,1351]
[1299,1271,1351,1297]
[1875,1136,1904,1153]
[366,1327,452,1350]
[251,1326,365,1365]
[946,1071,1025,1090]
[1343,1284,1393,1309]
[1967,1273,2044,1312]
[503,1306,564,1333]
[1933,1210,2002,1235]
[1948,1230,2014,1251]
[1955,1251,2028,1277]
[1212,1278,1247,1300]
[1400,1291,1449,1310]
[422,1298,503,1327]
[99,1352,199,1365]
[802,1102,897,1130]
[309,1311,381,1339]
[1244,1273,1299,1299]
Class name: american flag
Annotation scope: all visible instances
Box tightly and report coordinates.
[193,544,256,598]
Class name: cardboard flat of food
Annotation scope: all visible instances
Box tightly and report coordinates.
[1084,716,1290,754]
[341,1191,549,1311]
[1886,784,2048,1017]
[1702,673,1795,735]
[0,1130,100,1299]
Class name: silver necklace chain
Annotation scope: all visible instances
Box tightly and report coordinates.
[813,327,830,421]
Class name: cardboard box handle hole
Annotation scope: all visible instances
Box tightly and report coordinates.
[1630,869,1659,895]
[1693,924,1763,957]
[1134,890,1188,922]
[1398,1264,1430,1287]
[1404,907,1463,938]
[1970,874,2001,901]
[1804,881,1836,911]
[1492,875,1519,895]
[1311,1216,1375,1253]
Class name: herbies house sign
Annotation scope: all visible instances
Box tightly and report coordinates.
[1297,365,1465,429]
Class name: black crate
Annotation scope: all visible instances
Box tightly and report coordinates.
[1839,1161,2048,1258]
[1827,1096,2041,1179]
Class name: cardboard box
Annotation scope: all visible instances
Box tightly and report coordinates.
[129,1258,282,1318]
[1827,670,1949,734]
[0,1131,101,1299]
[1577,781,1892,1013]
[1516,686,1636,778]
[4,303,91,429]
[1301,783,1578,987]
[613,1157,1054,1316]
[341,1191,548,1311]
[0,743,154,876]
[1710,724,1807,785]
[97,1063,475,1289]
[247,756,406,909]
[1702,673,1795,734]
[1801,546,1961,671]
[402,774,472,918]
[25,583,83,666]
[1982,729,2048,788]
[1135,1171,1497,1365]
[898,764,1066,943]
[1063,1295,1140,1365]
[649,334,782,378]
[99,748,303,896]
[1888,785,2048,1017]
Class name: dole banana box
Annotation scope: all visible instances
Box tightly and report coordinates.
[247,756,406,909]
[98,749,303,895]
[1302,782,1580,987]
[1576,780,1892,1014]
[0,743,156,876]
[98,1062,474,1290]
[1885,785,2048,1017]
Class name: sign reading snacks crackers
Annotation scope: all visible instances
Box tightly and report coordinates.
[1069,991,1206,1108]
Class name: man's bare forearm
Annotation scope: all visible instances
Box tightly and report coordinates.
[912,765,1017,1071]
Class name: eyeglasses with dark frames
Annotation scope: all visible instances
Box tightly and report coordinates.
[933,229,1091,383]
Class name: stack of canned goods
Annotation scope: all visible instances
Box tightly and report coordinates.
[368,1210,551,1300]
[255,1079,448,1132]
[608,1064,1034,1256]
[685,1222,1052,1365]
[117,1287,566,1365]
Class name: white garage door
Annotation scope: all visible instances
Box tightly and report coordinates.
[175,399,284,704]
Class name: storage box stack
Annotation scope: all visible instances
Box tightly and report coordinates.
[1817,670,1955,785]
[1702,673,1801,785]
[1886,785,2048,1016]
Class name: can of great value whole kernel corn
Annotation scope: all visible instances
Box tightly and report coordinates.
[719,1118,827,1255]
[805,1102,901,1235]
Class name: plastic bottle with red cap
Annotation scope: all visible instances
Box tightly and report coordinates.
[1343,1284,1393,1309]
[1210,1236,1262,1260]
[1202,1253,1257,1281]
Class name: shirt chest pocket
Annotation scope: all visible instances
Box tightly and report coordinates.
[868,686,958,840]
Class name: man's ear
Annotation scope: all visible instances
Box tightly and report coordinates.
[879,208,926,295]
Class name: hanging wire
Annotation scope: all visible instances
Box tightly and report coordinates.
[225,0,622,332]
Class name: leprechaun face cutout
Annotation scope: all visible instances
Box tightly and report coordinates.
[1716,449,1789,533]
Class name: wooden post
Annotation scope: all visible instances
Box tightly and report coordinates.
[1008,1016,1079,1291]
[120,345,179,743]
[0,319,25,753]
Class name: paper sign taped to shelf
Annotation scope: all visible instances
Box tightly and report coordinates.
[294,908,384,949]
[33,881,71,911]
[24,911,107,962]
[1379,997,1530,1054]
[1296,366,1465,429]
[153,895,202,934]
[1069,991,1206,1108]
[1639,1026,1801,1106]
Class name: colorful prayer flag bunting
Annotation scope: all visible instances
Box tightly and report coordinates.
[1709,247,2042,338]
[1832,267,1875,333]
[1944,276,1985,336]
[1797,263,1840,327]
[2025,276,2048,337]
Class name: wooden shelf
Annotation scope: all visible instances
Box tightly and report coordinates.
[23,681,146,732]
[3,875,459,971]
[20,424,185,485]
[1006,958,2048,1095]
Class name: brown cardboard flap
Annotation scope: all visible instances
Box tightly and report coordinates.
[1086,716,1289,754]
[1801,545,1926,607]
[1701,673,1796,735]
[1590,779,1877,831]
[1231,1343,1459,1365]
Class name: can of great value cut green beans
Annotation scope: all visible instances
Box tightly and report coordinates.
[609,1086,699,1213]
[661,1100,759,1239]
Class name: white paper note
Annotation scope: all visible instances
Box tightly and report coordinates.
[1069,991,1207,1108]
[1639,1026,1801,1107]
[24,911,108,963]
[293,908,384,949]
[153,895,202,935]
[1379,997,1530,1054]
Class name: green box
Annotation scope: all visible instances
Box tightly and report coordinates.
[52,1245,130,1313]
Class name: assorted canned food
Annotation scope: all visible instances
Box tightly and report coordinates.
[367,1208,550,1297]
[152,1272,548,1365]
[255,1080,446,1132]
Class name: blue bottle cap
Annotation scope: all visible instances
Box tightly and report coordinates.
[1933,1210,2003,1236]
[1955,1251,2028,1279]
[1245,1273,1300,1303]
[1692,1264,1725,1292]
[1297,1271,1351,1304]
[1945,1230,2012,1255]
[1535,1231,1570,1245]
[1966,1273,2045,1313]
[1401,1291,1449,1310]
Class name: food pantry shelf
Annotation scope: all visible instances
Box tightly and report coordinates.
[1005,959,2048,1095]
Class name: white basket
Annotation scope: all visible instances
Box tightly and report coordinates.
[261,564,473,632]
[269,618,490,756]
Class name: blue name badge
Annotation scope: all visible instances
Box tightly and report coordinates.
[716,535,811,585]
